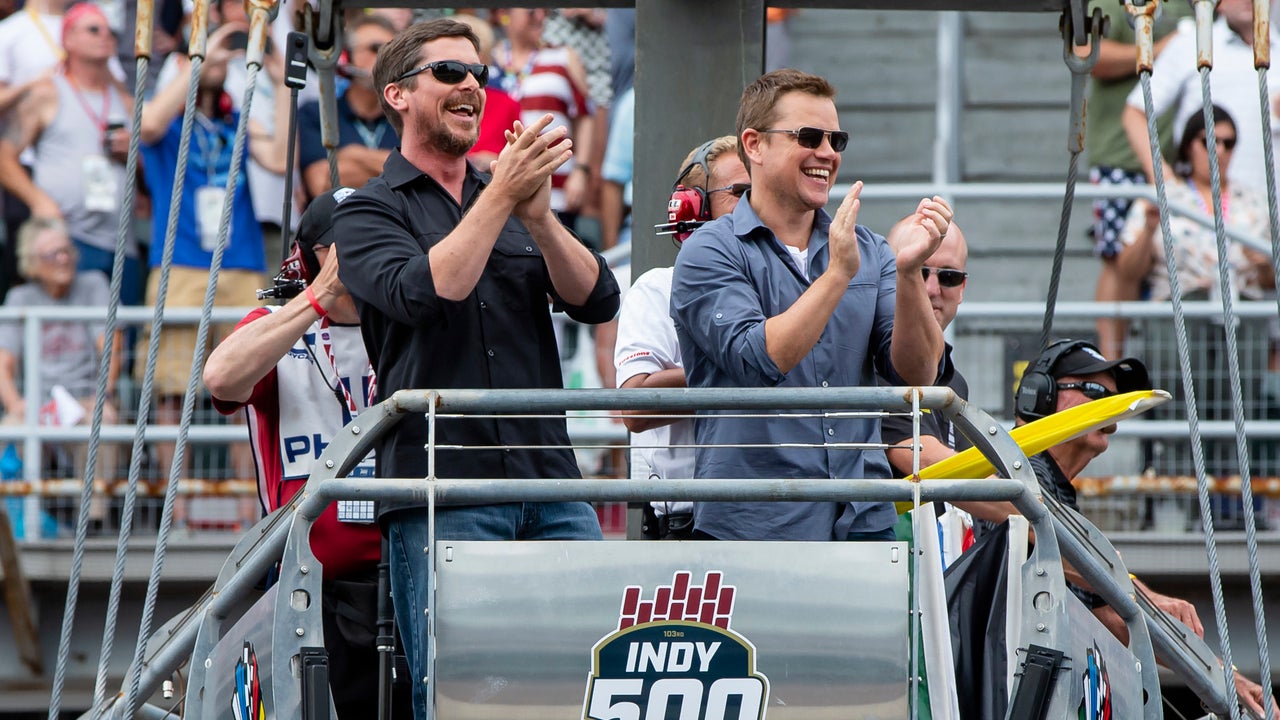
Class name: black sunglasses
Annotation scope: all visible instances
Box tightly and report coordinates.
[1056,381,1116,401]
[921,266,967,288]
[1198,134,1237,151]
[395,60,489,88]
[707,183,750,198]
[761,126,849,152]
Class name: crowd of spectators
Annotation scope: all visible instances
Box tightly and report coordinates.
[2,1,1274,508]
[0,4,657,520]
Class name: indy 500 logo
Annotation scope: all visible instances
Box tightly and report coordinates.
[582,571,769,720]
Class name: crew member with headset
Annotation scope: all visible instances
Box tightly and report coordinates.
[613,135,750,539]
[203,188,411,720]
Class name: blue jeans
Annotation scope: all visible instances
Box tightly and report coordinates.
[387,502,601,718]
[73,239,141,306]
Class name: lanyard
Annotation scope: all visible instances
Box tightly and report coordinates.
[63,72,111,136]
[494,40,536,95]
[193,113,226,182]
[352,118,386,149]
[1186,179,1230,225]
[28,5,64,62]
[317,317,375,414]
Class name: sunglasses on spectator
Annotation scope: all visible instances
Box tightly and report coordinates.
[1197,133,1237,151]
[395,60,488,88]
[1055,381,1116,401]
[707,183,750,198]
[38,248,74,263]
[761,127,849,152]
[921,266,967,287]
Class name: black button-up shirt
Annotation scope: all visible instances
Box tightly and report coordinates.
[336,151,620,514]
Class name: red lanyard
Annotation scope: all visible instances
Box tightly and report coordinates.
[318,317,375,413]
[64,72,111,136]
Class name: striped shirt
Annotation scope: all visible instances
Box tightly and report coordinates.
[492,44,592,212]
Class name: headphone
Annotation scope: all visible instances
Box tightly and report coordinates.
[665,139,717,242]
[1014,339,1097,422]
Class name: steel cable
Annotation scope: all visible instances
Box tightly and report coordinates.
[120,24,268,720]
[47,49,152,720]
[1138,68,1241,717]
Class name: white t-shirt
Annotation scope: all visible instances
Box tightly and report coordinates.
[614,265,695,516]
[1126,17,1280,193]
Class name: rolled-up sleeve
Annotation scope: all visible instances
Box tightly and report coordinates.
[335,185,460,327]
[553,252,620,325]
[671,231,785,388]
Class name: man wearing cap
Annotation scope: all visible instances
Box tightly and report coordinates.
[1010,339,1269,717]
[204,188,409,720]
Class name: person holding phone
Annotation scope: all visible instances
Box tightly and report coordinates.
[0,2,139,303]
[137,15,291,503]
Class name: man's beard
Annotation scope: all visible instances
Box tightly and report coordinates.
[421,116,478,157]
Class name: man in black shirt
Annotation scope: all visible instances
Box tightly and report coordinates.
[335,20,620,718]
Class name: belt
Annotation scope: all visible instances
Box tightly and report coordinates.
[657,512,695,540]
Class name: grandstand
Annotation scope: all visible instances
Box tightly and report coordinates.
[1,2,1278,718]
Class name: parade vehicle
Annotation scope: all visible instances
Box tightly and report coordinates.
[2,0,1276,718]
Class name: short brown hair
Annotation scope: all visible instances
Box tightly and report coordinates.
[735,69,836,171]
[374,19,480,136]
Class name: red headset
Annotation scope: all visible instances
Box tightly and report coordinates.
[656,140,716,243]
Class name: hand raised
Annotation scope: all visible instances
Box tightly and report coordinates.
[888,196,952,271]
[489,114,573,207]
[310,244,348,306]
[827,180,863,281]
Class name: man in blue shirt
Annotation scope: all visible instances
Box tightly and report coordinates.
[670,69,952,541]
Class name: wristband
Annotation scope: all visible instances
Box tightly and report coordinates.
[305,286,327,317]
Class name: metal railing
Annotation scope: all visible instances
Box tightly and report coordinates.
[6,300,1280,540]
[82,385,1255,719]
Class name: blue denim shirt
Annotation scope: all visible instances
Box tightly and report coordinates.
[670,198,911,540]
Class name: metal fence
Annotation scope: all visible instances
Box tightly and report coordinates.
[954,299,1280,534]
[5,300,1280,541]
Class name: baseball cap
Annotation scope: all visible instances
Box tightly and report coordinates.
[295,186,355,280]
[1047,341,1151,393]
[297,187,356,250]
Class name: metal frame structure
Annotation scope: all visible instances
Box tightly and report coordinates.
[32,1,1267,717]
[78,385,1243,719]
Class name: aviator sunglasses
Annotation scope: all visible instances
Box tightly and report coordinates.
[1055,381,1116,401]
[921,266,967,288]
[761,126,849,152]
[395,60,489,88]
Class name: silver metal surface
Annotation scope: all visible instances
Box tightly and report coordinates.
[433,541,909,718]
[198,585,279,720]
[1063,593,1146,718]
